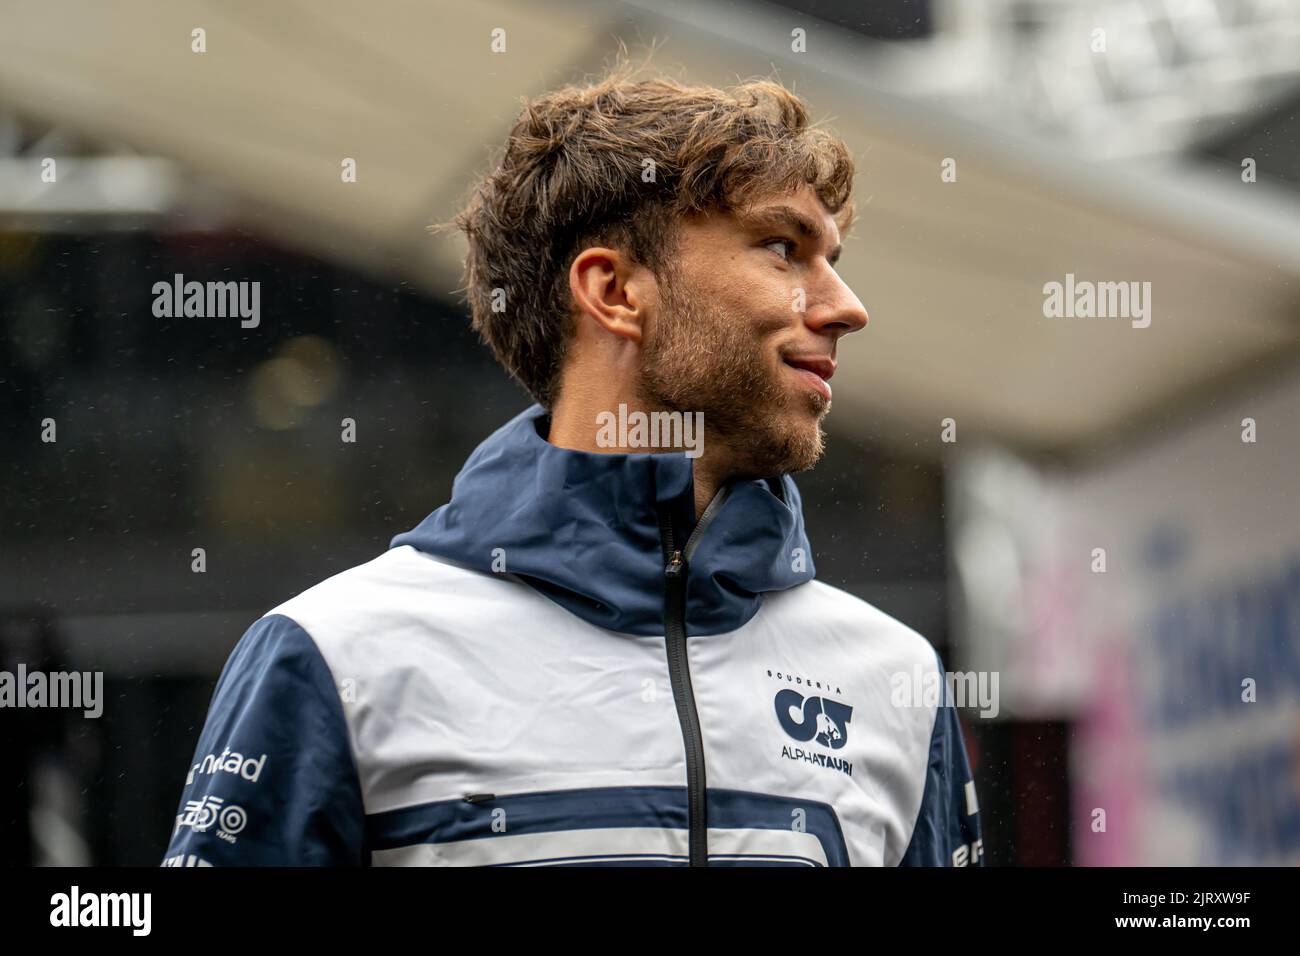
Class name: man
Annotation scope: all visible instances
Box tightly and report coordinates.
[162,71,983,867]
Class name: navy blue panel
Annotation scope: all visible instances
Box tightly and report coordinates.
[709,787,850,866]
[899,652,984,867]
[366,785,849,866]
[368,785,687,848]
[160,614,367,866]
[389,404,814,636]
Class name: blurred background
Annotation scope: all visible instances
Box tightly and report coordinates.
[2,0,1299,865]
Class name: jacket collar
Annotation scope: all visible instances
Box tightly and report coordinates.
[389,404,816,636]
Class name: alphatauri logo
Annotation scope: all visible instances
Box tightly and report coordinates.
[768,669,856,777]
[775,689,853,749]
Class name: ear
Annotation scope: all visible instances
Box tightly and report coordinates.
[569,246,650,345]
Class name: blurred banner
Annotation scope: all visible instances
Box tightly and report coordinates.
[950,363,1300,864]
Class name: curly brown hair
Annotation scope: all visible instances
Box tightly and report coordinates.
[441,66,856,408]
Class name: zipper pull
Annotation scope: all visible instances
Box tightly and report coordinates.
[665,549,684,578]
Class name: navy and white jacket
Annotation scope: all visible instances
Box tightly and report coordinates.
[163,405,983,866]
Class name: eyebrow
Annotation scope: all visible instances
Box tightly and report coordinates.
[738,204,843,265]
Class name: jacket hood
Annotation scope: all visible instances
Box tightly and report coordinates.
[389,404,816,636]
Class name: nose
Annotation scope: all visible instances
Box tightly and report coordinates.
[804,270,869,338]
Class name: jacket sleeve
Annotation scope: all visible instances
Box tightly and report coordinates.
[899,652,984,866]
[161,614,367,866]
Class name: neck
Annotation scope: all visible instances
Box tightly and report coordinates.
[546,387,732,519]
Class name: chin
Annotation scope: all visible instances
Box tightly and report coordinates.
[748,407,826,476]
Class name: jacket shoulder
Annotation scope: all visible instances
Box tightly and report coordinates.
[269,544,512,626]
[264,544,570,677]
[269,543,480,613]
[766,578,943,674]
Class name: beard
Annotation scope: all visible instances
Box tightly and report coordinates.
[636,266,828,478]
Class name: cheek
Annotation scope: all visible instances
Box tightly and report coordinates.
[712,273,793,336]
[754,275,801,330]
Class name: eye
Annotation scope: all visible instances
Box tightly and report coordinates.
[763,238,796,261]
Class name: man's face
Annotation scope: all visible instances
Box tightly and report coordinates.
[637,184,870,477]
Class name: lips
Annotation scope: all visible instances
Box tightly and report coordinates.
[782,355,835,402]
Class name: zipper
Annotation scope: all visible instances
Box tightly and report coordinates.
[660,486,731,867]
